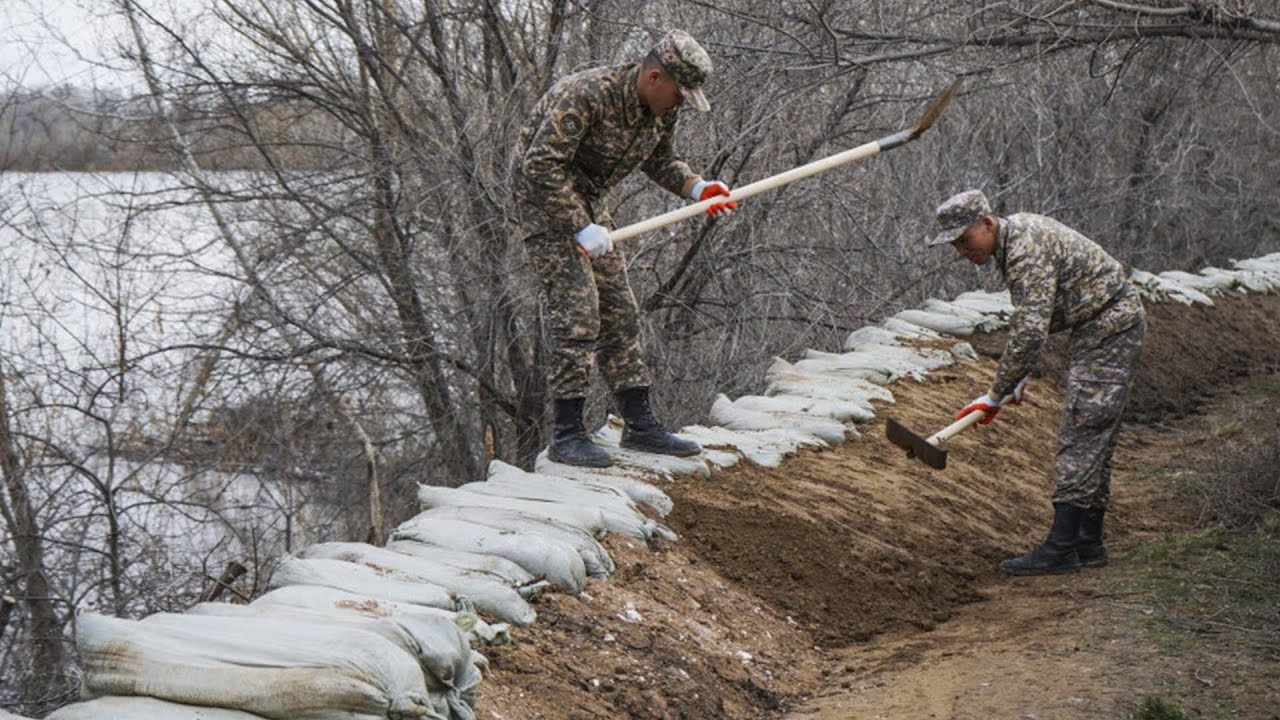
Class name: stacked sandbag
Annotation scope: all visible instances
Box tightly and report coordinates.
[801,345,953,383]
[417,485,607,538]
[47,697,268,719]
[922,298,1006,331]
[728,393,873,423]
[477,460,676,541]
[76,613,441,720]
[141,612,482,720]
[949,289,1014,317]
[295,543,539,626]
[392,515,588,594]
[407,507,615,579]
[381,542,535,587]
[488,457,673,517]
[0,709,38,720]
[268,556,456,611]
[765,358,895,407]
[675,424,826,468]
[709,394,848,443]
[1130,269,1214,305]
[249,585,510,646]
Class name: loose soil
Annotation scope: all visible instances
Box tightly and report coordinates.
[477,293,1280,720]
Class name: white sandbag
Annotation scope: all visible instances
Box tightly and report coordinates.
[789,356,892,385]
[731,393,873,423]
[478,462,675,543]
[802,346,953,383]
[842,325,905,351]
[296,543,537,626]
[77,613,439,720]
[1160,269,1235,296]
[766,359,895,406]
[417,485,607,538]
[1232,255,1280,276]
[380,541,534,586]
[269,556,456,611]
[880,316,944,338]
[487,458,674,517]
[950,289,1014,316]
[391,516,587,594]
[47,697,268,720]
[534,452,672,481]
[1204,266,1272,293]
[677,425,793,467]
[408,506,616,578]
[922,298,1000,328]
[143,612,481,718]
[1,709,40,720]
[951,342,980,362]
[586,421,713,478]
[710,394,848,443]
[250,585,511,646]
[1131,269,1214,305]
[891,309,976,336]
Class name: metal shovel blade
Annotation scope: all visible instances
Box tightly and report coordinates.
[885,417,948,470]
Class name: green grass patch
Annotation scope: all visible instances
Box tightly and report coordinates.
[1123,696,1188,720]
[1241,374,1280,397]
[1113,526,1280,659]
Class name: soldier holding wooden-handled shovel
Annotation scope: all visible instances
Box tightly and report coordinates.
[926,189,1147,576]
[514,27,959,469]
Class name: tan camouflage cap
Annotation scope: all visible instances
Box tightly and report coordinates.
[928,189,993,247]
[653,30,713,112]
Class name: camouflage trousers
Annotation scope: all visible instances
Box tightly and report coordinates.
[524,229,651,399]
[1053,310,1147,509]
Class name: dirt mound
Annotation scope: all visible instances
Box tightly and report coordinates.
[478,291,1280,719]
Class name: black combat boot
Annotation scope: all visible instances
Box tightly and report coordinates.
[999,503,1084,576]
[547,398,613,468]
[616,386,701,457]
[1076,506,1108,568]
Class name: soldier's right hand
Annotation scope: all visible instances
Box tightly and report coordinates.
[575,223,613,258]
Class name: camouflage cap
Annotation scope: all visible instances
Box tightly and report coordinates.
[653,30,713,112]
[928,189,993,247]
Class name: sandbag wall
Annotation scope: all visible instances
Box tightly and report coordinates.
[40,252,1280,720]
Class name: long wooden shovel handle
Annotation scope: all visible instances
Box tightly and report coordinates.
[926,393,1015,446]
[607,77,963,244]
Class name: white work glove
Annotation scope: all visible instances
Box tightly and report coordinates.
[689,179,737,218]
[956,393,1002,426]
[575,223,613,258]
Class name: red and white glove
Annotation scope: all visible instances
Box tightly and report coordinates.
[1009,376,1029,405]
[957,393,1003,426]
[575,223,613,258]
[690,179,738,218]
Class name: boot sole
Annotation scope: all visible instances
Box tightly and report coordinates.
[619,442,701,458]
[999,563,1082,577]
[547,450,615,469]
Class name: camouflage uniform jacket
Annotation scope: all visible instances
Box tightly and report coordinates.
[513,63,698,235]
[991,213,1144,399]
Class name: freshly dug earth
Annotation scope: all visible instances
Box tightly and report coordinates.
[477,292,1280,720]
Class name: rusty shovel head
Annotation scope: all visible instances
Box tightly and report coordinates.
[885,417,948,470]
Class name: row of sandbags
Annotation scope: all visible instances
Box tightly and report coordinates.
[55,455,682,719]
[1130,253,1280,305]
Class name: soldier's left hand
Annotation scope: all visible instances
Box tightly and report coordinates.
[691,179,738,218]
[957,393,1003,425]
[1009,376,1029,405]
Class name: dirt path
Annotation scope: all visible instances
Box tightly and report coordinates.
[477,293,1280,720]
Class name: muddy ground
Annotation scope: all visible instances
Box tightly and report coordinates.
[476,292,1280,720]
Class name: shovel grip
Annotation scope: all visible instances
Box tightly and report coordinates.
[926,393,1015,446]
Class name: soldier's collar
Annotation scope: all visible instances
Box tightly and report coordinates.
[994,216,1010,274]
[622,62,647,125]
